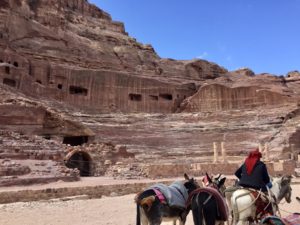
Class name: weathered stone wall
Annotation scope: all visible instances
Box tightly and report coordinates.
[0,105,45,125]
[0,0,231,114]
[0,181,162,204]
[0,99,94,138]
[0,61,197,113]
[184,84,296,112]
[144,161,296,178]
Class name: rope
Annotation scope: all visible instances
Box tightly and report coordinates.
[235,189,261,214]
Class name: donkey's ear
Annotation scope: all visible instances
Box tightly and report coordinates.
[219,177,226,187]
[206,172,212,183]
[184,173,190,180]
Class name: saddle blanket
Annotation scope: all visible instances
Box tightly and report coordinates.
[148,181,188,209]
[187,187,229,221]
[284,213,300,225]
[250,190,273,218]
[261,214,300,225]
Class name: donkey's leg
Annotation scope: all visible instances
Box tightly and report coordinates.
[148,219,162,225]
[236,220,246,225]
[140,208,149,225]
[179,218,187,225]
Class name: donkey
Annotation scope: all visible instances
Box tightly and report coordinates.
[188,173,228,225]
[135,173,199,225]
[231,175,292,225]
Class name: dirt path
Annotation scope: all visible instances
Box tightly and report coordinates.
[0,185,299,225]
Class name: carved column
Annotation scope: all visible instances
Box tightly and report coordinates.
[213,142,218,163]
[264,143,270,161]
[290,144,295,160]
[258,143,264,153]
[221,142,228,163]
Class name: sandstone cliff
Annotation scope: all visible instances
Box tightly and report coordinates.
[0,0,299,181]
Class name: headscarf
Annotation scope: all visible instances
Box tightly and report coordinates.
[245,149,262,175]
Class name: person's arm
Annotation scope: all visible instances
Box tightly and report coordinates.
[235,165,243,179]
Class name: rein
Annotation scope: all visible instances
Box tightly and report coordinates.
[234,189,262,214]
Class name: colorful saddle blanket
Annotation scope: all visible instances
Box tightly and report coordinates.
[250,190,273,219]
[261,214,300,225]
[284,213,300,225]
[148,181,188,209]
[187,187,229,221]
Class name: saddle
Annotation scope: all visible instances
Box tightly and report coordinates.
[134,190,164,212]
[248,189,274,219]
[147,182,188,209]
[187,187,229,221]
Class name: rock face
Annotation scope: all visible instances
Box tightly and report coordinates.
[0,0,227,113]
[0,129,80,186]
[0,0,300,181]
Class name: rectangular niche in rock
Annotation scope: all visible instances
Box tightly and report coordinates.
[129,93,142,101]
[63,136,89,146]
[159,93,173,101]
[3,78,16,87]
[5,66,10,74]
[69,85,88,96]
[149,95,158,101]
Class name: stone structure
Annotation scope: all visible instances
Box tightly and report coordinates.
[264,142,270,161]
[221,142,228,163]
[145,161,296,179]
[213,142,218,163]
[0,0,227,114]
[64,143,136,177]
[0,0,299,184]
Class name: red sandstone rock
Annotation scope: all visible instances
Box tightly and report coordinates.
[0,0,299,183]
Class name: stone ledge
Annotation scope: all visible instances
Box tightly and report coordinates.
[1,175,299,204]
[0,181,172,204]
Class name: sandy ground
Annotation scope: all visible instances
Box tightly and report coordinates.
[0,184,299,225]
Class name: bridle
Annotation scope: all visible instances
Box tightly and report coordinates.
[271,176,292,204]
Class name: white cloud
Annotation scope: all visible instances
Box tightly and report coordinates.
[196,52,208,59]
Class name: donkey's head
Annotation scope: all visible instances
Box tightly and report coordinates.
[183,173,200,194]
[213,174,227,193]
[202,173,227,195]
[277,175,292,203]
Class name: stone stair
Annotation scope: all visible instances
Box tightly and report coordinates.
[0,129,78,186]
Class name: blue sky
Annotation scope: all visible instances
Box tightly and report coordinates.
[89,0,300,75]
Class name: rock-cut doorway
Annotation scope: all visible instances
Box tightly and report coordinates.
[64,150,92,176]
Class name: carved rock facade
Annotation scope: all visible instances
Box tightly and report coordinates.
[0,0,300,181]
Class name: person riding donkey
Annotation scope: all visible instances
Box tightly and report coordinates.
[235,148,272,192]
[231,148,276,222]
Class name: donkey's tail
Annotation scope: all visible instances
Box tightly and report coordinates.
[192,193,204,225]
[136,203,141,225]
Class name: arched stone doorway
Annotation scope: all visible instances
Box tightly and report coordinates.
[64,150,92,176]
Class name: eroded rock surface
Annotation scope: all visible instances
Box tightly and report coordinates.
[0,0,299,183]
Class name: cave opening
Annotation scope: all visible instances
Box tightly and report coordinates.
[159,93,173,100]
[63,136,89,146]
[129,93,142,101]
[65,151,92,176]
[3,78,16,87]
[69,86,88,96]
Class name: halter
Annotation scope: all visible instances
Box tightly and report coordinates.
[233,177,292,222]
[272,177,292,204]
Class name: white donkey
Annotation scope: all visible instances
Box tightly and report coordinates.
[230,175,292,225]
